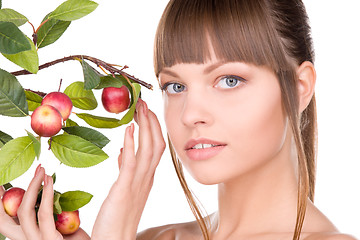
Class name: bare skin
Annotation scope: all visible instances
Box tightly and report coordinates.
[0,166,90,240]
[1,56,355,240]
[136,57,356,240]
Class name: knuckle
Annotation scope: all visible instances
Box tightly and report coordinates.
[37,207,49,221]
[154,139,166,155]
[159,139,166,152]
[124,159,137,171]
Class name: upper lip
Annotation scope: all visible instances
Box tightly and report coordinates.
[185,138,227,150]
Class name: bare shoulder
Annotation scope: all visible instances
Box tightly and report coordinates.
[136,224,176,240]
[303,232,358,240]
[136,220,199,240]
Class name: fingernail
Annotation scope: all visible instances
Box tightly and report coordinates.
[142,101,148,117]
[131,123,135,136]
[127,124,134,138]
[136,99,142,112]
[35,164,41,177]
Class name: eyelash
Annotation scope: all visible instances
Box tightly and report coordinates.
[215,75,246,89]
[160,75,246,94]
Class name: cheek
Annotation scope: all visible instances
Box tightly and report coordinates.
[226,87,287,166]
[164,97,183,149]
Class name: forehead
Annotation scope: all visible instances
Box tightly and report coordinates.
[154,0,289,77]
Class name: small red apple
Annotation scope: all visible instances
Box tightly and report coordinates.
[2,187,25,217]
[41,92,73,121]
[31,105,63,137]
[55,210,80,235]
[101,86,130,113]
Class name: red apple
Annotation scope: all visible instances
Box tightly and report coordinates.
[31,105,63,137]
[2,187,25,217]
[55,210,80,235]
[101,86,130,113]
[41,92,73,121]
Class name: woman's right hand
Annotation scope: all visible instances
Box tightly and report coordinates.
[91,99,166,240]
[0,166,90,240]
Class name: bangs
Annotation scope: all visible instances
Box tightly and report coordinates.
[154,0,290,77]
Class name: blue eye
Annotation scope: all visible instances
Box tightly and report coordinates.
[162,83,186,94]
[216,75,245,89]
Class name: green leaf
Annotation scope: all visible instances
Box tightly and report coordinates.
[120,83,141,125]
[64,81,97,110]
[25,90,43,111]
[48,0,98,21]
[81,59,101,90]
[0,136,36,186]
[62,126,109,148]
[26,130,41,160]
[2,36,39,73]
[64,118,79,127]
[59,190,93,211]
[52,173,56,185]
[53,191,62,214]
[95,75,125,89]
[76,113,123,128]
[50,134,108,168]
[0,130,13,148]
[37,13,71,49]
[0,21,31,54]
[0,68,29,117]
[0,233,5,240]
[0,8,28,26]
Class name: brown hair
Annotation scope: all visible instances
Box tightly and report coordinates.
[154,0,317,239]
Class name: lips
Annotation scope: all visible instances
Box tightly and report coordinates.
[185,138,226,161]
[185,138,226,150]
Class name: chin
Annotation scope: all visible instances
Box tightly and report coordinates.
[183,163,228,186]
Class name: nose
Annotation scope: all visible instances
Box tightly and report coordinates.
[180,89,213,127]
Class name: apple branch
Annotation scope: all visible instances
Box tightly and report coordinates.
[10,55,153,90]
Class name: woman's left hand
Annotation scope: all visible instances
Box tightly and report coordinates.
[0,165,90,240]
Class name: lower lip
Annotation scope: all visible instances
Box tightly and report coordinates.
[185,145,226,161]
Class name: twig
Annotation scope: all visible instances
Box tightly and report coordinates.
[10,55,153,90]
[25,89,46,97]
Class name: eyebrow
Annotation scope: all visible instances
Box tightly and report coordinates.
[203,61,225,75]
[160,69,179,78]
[160,61,226,78]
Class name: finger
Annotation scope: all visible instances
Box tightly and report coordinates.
[0,185,4,197]
[133,98,144,124]
[135,100,154,169]
[38,175,61,240]
[117,123,136,186]
[147,109,166,170]
[18,165,44,239]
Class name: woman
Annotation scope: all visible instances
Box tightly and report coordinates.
[0,0,357,239]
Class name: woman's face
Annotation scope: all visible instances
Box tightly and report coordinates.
[159,57,290,185]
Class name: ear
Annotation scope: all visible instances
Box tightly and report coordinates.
[297,61,316,113]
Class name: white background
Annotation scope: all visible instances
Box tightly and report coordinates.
[0,0,359,238]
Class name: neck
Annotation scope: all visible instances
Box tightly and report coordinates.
[211,132,300,238]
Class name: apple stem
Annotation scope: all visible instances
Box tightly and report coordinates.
[58,79,63,92]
